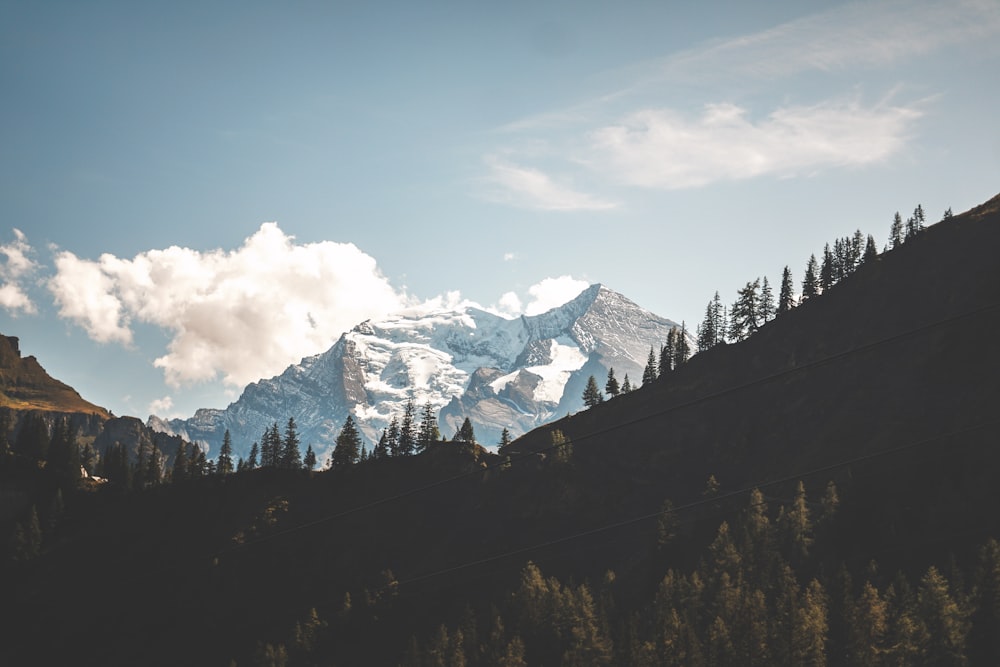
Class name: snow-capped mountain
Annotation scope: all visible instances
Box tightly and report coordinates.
[149,284,687,463]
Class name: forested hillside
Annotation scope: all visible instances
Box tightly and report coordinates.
[2,193,999,666]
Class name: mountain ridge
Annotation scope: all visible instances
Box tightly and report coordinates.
[150,283,688,461]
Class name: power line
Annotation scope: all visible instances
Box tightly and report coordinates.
[217,299,1000,558]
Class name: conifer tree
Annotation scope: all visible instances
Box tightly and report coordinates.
[386,416,401,457]
[247,441,259,469]
[454,417,475,445]
[145,444,161,485]
[172,441,189,483]
[777,266,795,315]
[373,429,390,459]
[729,280,760,342]
[331,415,362,469]
[605,368,620,397]
[398,399,416,456]
[802,254,821,301]
[303,445,316,470]
[661,333,675,374]
[417,401,439,452]
[942,207,953,220]
[282,417,301,469]
[642,347,658,385]
[499,427,512,450]
[863,234,878,264]
[758,276,775,324]
[217,429,234,475]
[551,429,572,464]
[673,322,690,368]
[917,566,968,666]
[820,243,835,291]
[583,375,604,407]
[890,211,904,249]
[906,204,926,240]
[621,374,632,393]
[780,481,813,566]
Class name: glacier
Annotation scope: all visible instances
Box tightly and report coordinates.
[149,284,689,465]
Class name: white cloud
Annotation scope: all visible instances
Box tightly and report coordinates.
[589,99,922,189]
[50,251,133,344]
[48,223,406,388]
[0,229,38,315]
[651,0,1000,83]
[524,276,591,316]
[483,156,616,211]
[495,291,523,317]
[503,252,516,262]
[148,396,176,418]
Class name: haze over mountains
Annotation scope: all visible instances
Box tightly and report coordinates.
[148,284,686,462]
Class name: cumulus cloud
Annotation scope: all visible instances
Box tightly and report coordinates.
[483,156,616,211]
[589,99,922,189]
[524,276,591,316]
[495,291,523,317]
[0,229,38,315]
[148,396,175,417]
[48,223,406,388]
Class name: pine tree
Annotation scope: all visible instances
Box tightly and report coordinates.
[906,204,926,240]
[172,441,189,483]
[303,445,317,470]
[642,347,658,385]
[331,415,362,469]
[863,234,878,264]
[698,297,718,352]
[145,444,161,485]
[621,374,632,393]
[758,276,775,324]
[777,266,795,315]
[942,207,953,220]
[386,416,401,457]
[583,375,604,407]
[729,280,760,342]
[499,427,512,450]
[282,417,301,469]
[551,429,572,464]
[605,368,620,397]
[661,332,675,374]
[802,254,821,301]
[820,243,835,291]
[890,211,904,249]
[917,566,968,666]
[417,402,439,452]
[247,441,259,469]
[673,323,690,368]
[373,429,390,459]
[453,417,476,445]
[217,429,234,475]
[398,399,416,456]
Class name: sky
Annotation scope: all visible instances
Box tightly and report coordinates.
[1,0,998,421]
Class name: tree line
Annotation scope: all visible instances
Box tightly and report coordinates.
[695,204,944,355]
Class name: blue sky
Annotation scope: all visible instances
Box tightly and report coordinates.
[1,0,998,420]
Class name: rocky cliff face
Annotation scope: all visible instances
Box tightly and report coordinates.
[151,285,689,464]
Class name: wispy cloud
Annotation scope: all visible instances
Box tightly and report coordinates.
[0,229,39,315]
[589,98,923,189]
[485,0,998,196]
[48,223,406,388]
[482,156,617,211]
[649,0,1000,84]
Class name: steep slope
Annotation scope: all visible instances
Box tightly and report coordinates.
[0,335,109,416]
[152,284,686,461]
[6,193,1000,666]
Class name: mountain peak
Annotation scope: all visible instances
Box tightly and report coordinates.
[151,285,686,463]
